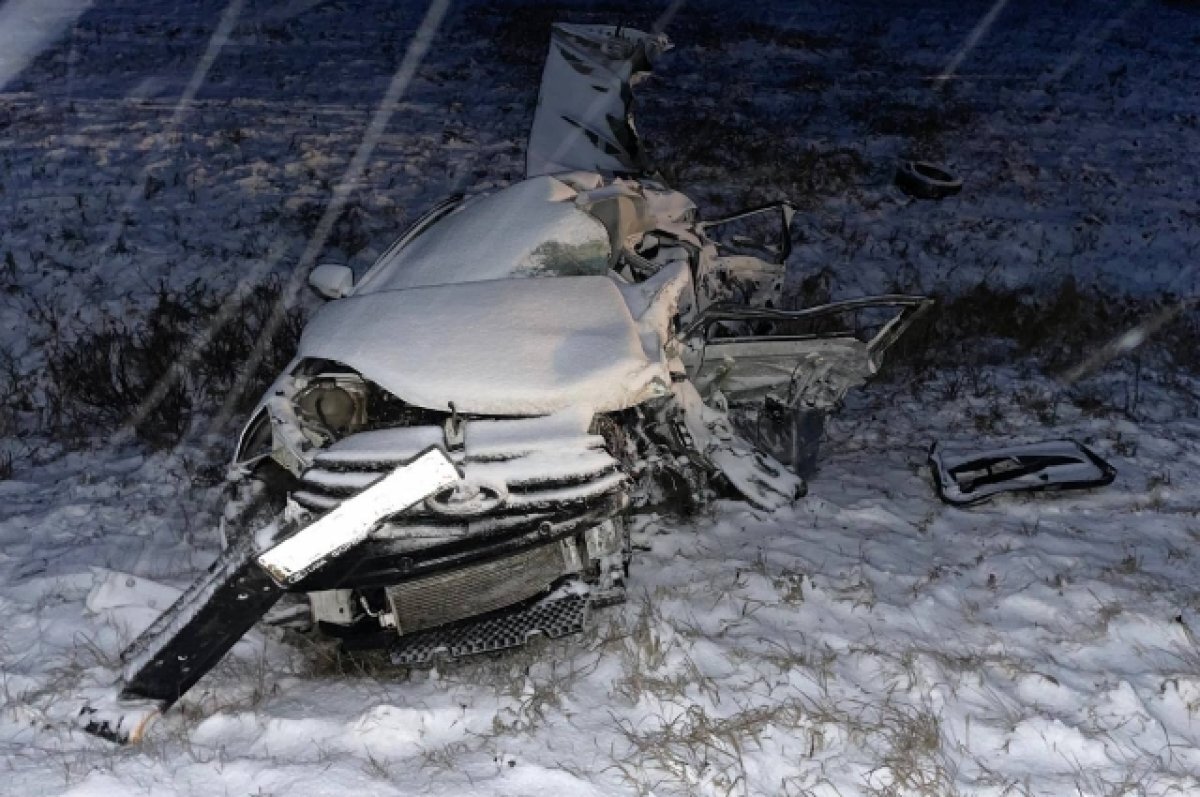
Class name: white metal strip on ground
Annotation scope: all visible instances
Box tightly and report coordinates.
[257,448,458,585]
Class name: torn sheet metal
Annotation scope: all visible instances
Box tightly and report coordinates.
[673,378,804,510]
[526,24,671,178]
[929,439,1117,506]
[680,296,933,410]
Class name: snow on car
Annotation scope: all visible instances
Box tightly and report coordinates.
[86,23,930,736]
[227,23,930,652]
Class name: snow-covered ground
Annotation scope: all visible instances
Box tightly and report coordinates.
[2,1,1200,795]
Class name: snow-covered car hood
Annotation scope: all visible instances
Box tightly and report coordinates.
[296,275,674,415]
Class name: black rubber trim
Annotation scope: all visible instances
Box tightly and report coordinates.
[119,544,285,707]
[895,160,963,200]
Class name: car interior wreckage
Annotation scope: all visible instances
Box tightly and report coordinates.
[80,23,933,742]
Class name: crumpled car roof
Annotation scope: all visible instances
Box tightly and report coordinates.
[297,275,672,415]
[353,176,612,293]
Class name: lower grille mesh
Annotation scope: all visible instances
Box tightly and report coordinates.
[390,590,591,666]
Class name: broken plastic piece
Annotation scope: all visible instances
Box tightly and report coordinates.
[78,697,161,744]
[929,439,1116,506]
[391,588,594,666]
[257,447,460,585]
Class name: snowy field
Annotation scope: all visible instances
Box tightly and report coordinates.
[3,0,1200,795]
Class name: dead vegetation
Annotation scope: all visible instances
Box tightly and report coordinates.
[882,278,1200,386]
[42,278,305,449]
[285,197,370,258]
[657,123,873,212]
[591,594,966,796]
[850,99,976,140]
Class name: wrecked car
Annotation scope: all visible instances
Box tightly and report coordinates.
[223,23,930,663]
[83,23,932,742]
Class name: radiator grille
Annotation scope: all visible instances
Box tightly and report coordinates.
[291,420,625,519]
[384,542,569,633]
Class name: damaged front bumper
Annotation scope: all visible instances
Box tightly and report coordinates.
[254,408,633,644]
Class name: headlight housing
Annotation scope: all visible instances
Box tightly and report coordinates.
[293,372,369,442]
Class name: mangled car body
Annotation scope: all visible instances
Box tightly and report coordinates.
[224,24,930,661]
[84,24,932,741]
